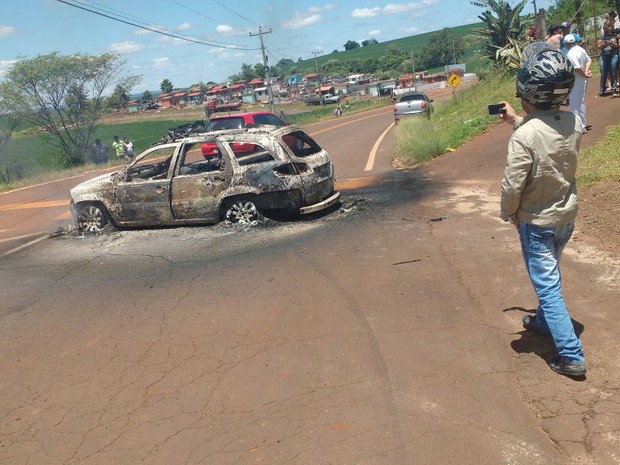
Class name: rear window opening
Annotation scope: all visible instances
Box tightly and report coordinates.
[283,131,323,158]
[207,118,245,131]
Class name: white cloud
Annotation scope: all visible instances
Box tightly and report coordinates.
[399,26,422,34]
[282,14,322,29]
[108,41,145,54]
[0,59,17,76]
[177,22,192,31]
[158,36,186,45]
[352,7,381,18]
[281,4,336,29]
[152,57,172,69]
[369,30,381,36]
[217,24,235,34]
[352,1,440,18]
[0,25,17,37]
[208,48,246,60]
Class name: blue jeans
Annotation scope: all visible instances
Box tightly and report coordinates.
[598,54,618,95]
[518,222,585,364]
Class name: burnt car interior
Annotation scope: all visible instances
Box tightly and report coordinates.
[229,142,275,166]
[178,143,224,175]
[283,131,323,158]
[122,146,176,182]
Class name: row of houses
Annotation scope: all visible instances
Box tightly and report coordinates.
[126,69,461,112]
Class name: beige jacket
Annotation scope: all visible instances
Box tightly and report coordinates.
[500,109,581,226]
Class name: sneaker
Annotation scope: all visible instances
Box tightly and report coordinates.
[522,315,551,334]
[548,355,587,376]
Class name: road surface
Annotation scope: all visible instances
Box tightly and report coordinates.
[0,84,619,464]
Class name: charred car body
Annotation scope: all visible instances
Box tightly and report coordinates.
[70,126,340,231]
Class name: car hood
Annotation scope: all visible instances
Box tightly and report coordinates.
[70,172,116,200]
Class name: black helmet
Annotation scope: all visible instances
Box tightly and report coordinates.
[516,42,575,108]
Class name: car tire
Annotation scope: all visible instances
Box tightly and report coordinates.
[223,199,261,226]
[75,203,111,232]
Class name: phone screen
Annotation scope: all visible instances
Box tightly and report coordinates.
[487,104,505,115]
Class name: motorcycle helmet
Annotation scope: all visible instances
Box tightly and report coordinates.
[516,42,575,108]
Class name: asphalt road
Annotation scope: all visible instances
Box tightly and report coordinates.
[1,84,619,464]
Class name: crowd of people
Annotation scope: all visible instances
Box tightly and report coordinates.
[91,135,134,164]
[539,11,620,134]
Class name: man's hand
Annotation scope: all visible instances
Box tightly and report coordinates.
[499,101,519,126]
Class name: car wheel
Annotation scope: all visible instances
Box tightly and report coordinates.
[224,199,261,226]
[75,203,110,232]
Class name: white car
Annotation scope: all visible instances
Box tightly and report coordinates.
[70,126,340,231]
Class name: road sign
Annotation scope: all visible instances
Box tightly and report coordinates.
[447,73,461,88]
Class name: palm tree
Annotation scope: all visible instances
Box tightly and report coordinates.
[471,0,529,63]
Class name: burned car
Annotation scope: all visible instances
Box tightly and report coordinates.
[70,126,340,231]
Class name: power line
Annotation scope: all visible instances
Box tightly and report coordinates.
[169,0,224,24]
[211,0,260,27]
[57,0,258,50]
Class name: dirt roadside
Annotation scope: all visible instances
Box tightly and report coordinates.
[424,81,620,259]
[413,79,620,464]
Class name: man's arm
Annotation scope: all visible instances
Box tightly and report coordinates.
[500,136,532,222]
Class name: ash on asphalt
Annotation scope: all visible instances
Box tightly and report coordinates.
[54,193,374,245]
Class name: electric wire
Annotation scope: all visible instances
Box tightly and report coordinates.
[57,0,258,50]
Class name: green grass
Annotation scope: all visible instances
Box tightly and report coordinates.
[394,73,521,164]
[577,125,620,187]
[0,119,193,188]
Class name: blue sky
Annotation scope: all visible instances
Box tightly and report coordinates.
[0,0,549,94]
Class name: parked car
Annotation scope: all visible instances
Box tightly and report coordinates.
[70,126,340,231]
[202,111,289,157]
[393,92,434,123]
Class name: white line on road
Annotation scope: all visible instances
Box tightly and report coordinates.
[365,122,395,172]
[0,233,48,258]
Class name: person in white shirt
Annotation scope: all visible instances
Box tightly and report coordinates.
[123,137,134,158]
[564,33,593,133]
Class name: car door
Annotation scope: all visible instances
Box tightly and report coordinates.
[170,142,233,222]
[114,145,177,226]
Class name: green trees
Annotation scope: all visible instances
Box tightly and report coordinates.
[142,90,153,102]
[0,52,140,166]
[362,39,379,47]
[471,0,528,63]
[107,84,131,110]
[160,78,173,93]
[344,40,361,50]
[416,28,465,68]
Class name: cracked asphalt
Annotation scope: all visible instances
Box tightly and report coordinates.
[1,85,619,464]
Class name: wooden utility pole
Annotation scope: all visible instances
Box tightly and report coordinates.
[250,26,275,114]
[312,51,323,105]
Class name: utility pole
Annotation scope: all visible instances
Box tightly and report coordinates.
[532,0,538,15]
[250,26,275,113]
[312,50,323,104]
[411,49,416,90]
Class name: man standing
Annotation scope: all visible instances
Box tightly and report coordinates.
[499,43,586,376]
[546,24,563,49]
[112,135,126,160]
[565,33,593,132]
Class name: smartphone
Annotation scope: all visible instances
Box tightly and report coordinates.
[487,103,506,115]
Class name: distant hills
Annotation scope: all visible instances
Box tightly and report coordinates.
[283,22,486,75]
